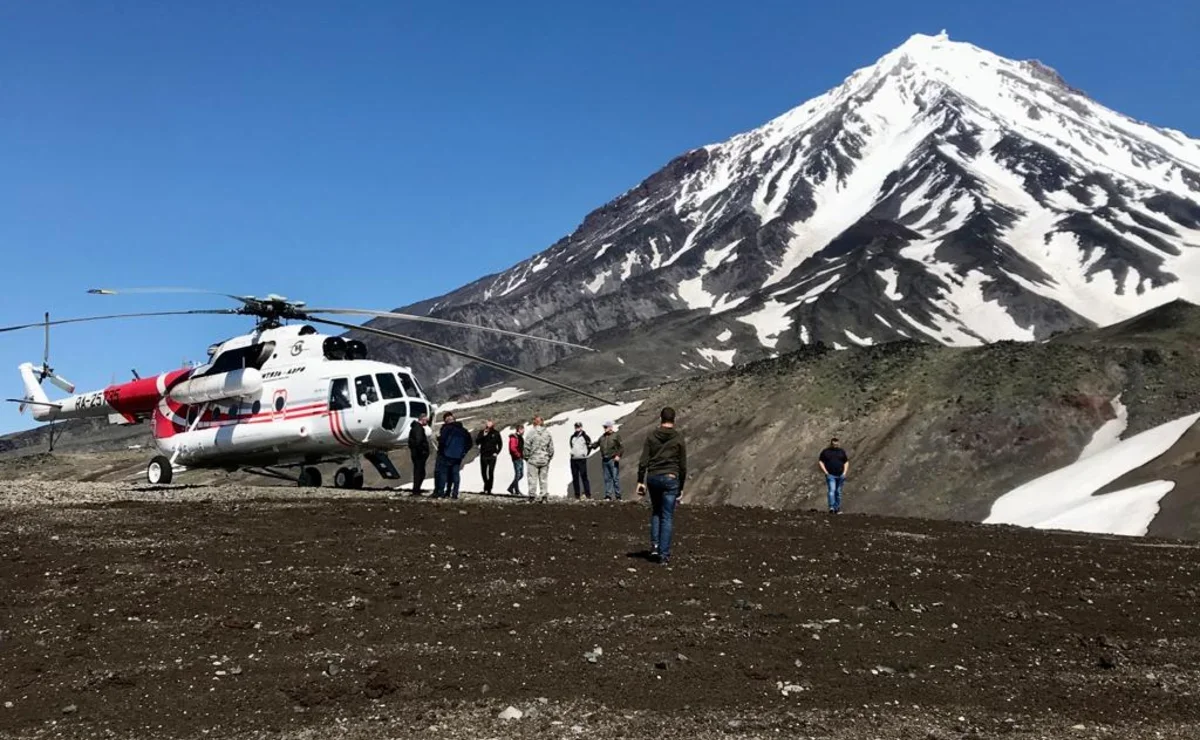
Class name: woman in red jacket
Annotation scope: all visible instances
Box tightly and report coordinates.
[506,423,526,495]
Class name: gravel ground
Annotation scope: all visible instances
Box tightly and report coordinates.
[2,481,1200,739]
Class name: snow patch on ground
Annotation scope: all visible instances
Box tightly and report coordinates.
[456,401,644,498]
[498,274,528,297]
[877,268,903,300]
[738,300,799,349]
[676,240,743,312]
[438,387,529,413]
[739,273,838,349]
[844,330,874,346]
[985,406,1200,536]
[1078,395,1129,460]
[716,329,733,342]
[436,367,464,385]
[620,251,641,281]
[697,347,737,366]
[585,269,612,294]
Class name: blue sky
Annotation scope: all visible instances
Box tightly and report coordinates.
[1,0,1197,433]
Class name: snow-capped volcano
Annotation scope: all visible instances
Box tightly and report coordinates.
[365,31,1200,394]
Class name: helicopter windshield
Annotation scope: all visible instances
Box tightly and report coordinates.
[398,372,421,397]
[376,373,403,400]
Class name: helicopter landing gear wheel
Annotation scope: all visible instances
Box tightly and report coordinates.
[298,467,322,488]
[334,466,365,490]
[147,456,173,485]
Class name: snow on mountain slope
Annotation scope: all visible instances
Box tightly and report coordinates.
[363,31,1200,398]
[985,402,1200,536]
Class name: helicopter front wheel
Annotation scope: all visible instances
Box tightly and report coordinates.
[147,456,173,485]
[298,467,323,488]
[334,466,364,490]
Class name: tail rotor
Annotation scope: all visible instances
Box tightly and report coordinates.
[35,312,75,395]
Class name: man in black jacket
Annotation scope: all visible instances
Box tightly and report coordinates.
[637,406,687,565]
[475,420,503,495]
[407,414,431,496]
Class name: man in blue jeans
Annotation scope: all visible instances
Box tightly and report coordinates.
[818,437,849,514]
[636,406,687,565]
[595,420,624,500]
[433,412,473,499]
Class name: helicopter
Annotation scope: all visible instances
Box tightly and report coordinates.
[3,288,613,488]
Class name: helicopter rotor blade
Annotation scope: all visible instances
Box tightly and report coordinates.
[305,307,597,352]
[0,309,241,335]
[87,287,255,304]
[309,317,617,407]
[47,374,75,393]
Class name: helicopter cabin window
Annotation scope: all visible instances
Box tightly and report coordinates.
[376,373,403,400]
[408,400,429,419]
[329,378,352,411]
[354,375,379,406]
[397,373,420,397]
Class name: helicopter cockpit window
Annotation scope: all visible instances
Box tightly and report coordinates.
[354,375,379,406]
[397,373,420,397]
[376,373,403,400]
[329,378,352,411]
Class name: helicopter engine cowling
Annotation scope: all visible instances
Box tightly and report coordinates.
[167,368,263,406]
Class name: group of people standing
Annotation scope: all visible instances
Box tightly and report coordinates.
[403,412,625,501]
[404,404,849,566]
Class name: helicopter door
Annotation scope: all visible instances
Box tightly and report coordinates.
[327,377,355,445]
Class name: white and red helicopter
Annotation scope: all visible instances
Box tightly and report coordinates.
[3,288,610,488]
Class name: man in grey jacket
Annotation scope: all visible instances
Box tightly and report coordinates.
[523,415,554,502]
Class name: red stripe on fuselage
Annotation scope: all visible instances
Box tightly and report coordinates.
[332,409,356,446]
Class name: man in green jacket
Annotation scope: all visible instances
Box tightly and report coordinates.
[595,420,625,500]
[636,406,686,565]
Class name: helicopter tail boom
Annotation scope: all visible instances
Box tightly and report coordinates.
[18,362,55,421]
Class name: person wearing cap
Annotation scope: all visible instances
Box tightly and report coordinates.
[595,420,625,500]
[568,422,594,499]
